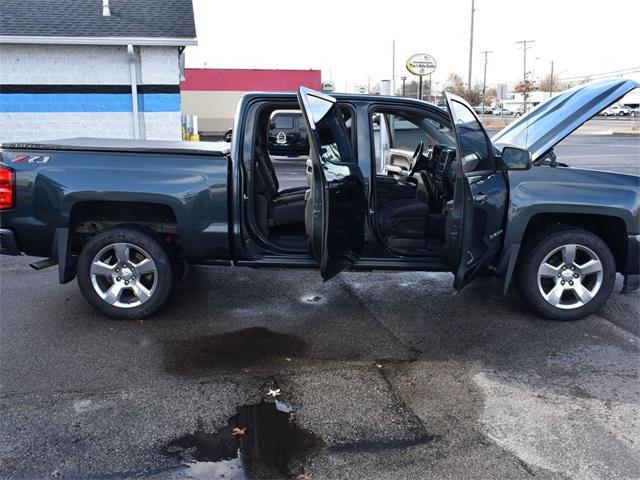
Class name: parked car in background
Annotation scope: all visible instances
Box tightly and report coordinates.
[267,110,309,157]
[493,108,511,116]
[601,105,630,116]
[629,107,639,117]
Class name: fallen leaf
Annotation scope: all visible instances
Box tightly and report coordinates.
[232,427,247,436]
[267,388,281,397]
[404,378,415,386]
[297,473,313,480]
[285,357,292,362]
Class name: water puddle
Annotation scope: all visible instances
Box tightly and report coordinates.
[162,327,308,375]
[162,401,323,479]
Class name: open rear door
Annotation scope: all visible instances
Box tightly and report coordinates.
[297,87,366,280]
[444,92,502,289]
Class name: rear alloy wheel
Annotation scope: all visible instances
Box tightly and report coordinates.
[77,227,173,319]
[517,228,616,320]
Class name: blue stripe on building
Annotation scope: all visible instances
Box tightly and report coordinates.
[0,93,180,112]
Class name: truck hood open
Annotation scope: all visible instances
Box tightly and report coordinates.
[491,78,639,161]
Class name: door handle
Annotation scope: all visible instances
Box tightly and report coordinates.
[473,193,488,204]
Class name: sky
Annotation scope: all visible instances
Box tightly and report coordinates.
[185,0,640,93]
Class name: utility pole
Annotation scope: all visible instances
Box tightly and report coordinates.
[392,40,396,95]
[401,76,407,97]
[467,0,476,90]
[418,76,423,100]
[480,50,493,115]
[549,60,554,98]
[515,39,535,113]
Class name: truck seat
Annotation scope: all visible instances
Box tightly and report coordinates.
[253,140,306,229]
[377,174,431,239]
[378,198,430,239]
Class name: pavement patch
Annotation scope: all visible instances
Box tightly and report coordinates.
[161,327,308,376]
[474,341,640,480]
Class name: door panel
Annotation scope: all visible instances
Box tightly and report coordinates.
[444,93,507,288]
[386,148,413,175]
[297,87,366,280]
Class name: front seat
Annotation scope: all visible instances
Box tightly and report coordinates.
[377,175,430,239]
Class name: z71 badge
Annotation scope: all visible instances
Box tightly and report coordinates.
[11,155,50,164]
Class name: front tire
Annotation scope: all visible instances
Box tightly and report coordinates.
[516,227,616,321]
[77,226,173,320]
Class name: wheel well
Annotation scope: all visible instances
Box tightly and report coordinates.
[521,213,627,271]
[69,201,179,254]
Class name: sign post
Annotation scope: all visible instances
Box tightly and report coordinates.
[406,53,437,101]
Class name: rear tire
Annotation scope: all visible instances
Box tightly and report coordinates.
[516,227,616,321]
[77,226,173,320]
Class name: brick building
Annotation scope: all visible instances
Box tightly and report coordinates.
[0,0,196,143]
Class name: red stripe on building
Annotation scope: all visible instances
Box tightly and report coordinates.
[181,68,322,92]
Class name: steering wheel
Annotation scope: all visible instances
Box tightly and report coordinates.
[408,141,425,177]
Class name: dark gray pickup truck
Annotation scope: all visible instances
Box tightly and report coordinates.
[1,80,638,321]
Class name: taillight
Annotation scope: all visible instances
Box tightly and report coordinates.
[0,167,14,209]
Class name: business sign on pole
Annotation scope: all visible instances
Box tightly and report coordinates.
[321,81,336,93]
[406,54,437,76]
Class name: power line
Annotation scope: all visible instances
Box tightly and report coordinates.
[557,66,640,81]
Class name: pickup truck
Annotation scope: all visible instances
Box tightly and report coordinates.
[1,79,638,321]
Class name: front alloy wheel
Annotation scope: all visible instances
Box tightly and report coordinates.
[77,227,173,319]
[536,244,603,309]
[517,228,616,321]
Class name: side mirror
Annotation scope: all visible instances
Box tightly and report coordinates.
[501,146,532,170]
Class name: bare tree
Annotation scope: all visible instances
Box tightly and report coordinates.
[484,87,498,106]
[445,72,467,97]
[539,73,565,92]
[513,79,538,94]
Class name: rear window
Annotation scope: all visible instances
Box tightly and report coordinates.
[273,115,294,129]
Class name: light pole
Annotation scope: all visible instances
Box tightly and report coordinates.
[480,50,492,115]
[467,0,476,90]
[515,39,535,113]
[392,40,396,96]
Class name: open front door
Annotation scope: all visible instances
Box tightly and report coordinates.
[444,92,506,289]
[297,87,366,280]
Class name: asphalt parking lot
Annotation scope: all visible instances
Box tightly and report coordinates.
[1,130,639,479]
[1,258,639,480]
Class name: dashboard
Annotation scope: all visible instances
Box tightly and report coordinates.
[431,145,457,193]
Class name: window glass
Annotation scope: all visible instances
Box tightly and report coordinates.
[387,114,455,151]
[450,100,492,173]
[273,115,294,129]
[316,109,353,165]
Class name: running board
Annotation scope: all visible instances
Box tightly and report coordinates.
[29,258,58,270]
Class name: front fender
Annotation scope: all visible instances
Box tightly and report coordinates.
[497,167,640,294]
